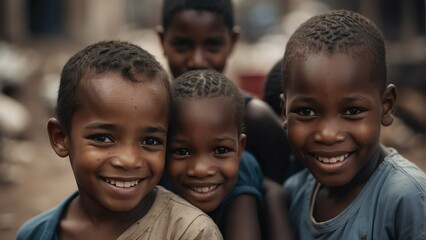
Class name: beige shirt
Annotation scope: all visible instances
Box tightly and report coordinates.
[117,186,223,240]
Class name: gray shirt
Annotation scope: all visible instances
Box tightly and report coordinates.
[284,148,426,240]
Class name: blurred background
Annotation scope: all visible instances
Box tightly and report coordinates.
[0,0,424,239]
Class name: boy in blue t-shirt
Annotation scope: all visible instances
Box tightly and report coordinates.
[166,69,264,239]
[281,9,426,239]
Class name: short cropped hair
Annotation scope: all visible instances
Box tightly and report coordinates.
[171,70,244,133]
[57,40,170,133]
[282,9,386,93]
[161,0,235,31]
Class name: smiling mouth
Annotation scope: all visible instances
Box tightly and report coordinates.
[314,153,350,163]
[103,178,142,188]
[188,185,219,193]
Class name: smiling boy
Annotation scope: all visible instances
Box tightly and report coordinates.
[281,10,426,239]
[17,41,222,240]
[166,70,265,239]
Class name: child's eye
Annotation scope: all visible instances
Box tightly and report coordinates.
[205,39,223,52]
[297,108,316,117]
[141,138,162,146]
[214,147,230,155]
[89,134,113,143]
[343,107,366,115]
[173,148,190,156]
[172,38,192,52]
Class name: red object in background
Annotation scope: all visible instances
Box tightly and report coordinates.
[238,73,266,99]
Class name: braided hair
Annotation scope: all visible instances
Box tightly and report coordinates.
[172,69,244,133]
[282,9,386,93]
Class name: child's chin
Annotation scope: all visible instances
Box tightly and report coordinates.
[101,198,143,212]
[197,202,220,214]
[186,197,221,213]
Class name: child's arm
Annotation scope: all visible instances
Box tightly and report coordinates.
[262,177,294,240]
[225,194,261,240]
[244,98,292,184]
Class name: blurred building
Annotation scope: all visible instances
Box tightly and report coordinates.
[0,2,424,239]
[0,0,424,141]
[1,0,424,44]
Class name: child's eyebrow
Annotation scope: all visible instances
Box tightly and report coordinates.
[85,123,167,135]
[145,126,168,136]
[85,123,116,130]
[290,96,317,103]
[291,95,371,103]
[342,96,371,101]
[214,136,237,142]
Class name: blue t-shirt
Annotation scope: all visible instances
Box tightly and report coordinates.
[209,150,264,232]
[283,148,426,240]
[16,192,78,240]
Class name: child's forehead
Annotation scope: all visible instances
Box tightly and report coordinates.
[178,97,234,110]
[287,52,381,93]
[174,98,239,131]
[168,9,228,30]
[162,0,234,30]
[176,97,236,118]
[79,72,168,99]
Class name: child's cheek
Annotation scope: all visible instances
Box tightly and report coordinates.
[349,119,381,147]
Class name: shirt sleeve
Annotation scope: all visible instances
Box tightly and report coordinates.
[231,151,264,205]
[392,179,426,239]
[181,215,223,240]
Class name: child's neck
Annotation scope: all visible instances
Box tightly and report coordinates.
[312,146,386,222]
[60,188,157,239]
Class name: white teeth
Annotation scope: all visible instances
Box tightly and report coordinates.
[104,178,139,188]
[191,185,218,193]
[316,154,348,163]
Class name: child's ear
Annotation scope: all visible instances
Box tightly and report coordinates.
[47,118,69,158]
[381,84,397,126]
[156,25,165,45]
[280,93,288,130]
[229,26,241,53]
[237,133,247,161]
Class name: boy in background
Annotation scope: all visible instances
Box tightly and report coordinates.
[167,69,295,240]
[158,0,292,184]
[281,10,426,239]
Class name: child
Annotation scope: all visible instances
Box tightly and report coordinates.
[166,69,265,239]
[281,10,426,239]
[17,41,222,239]
[158,0,292,184]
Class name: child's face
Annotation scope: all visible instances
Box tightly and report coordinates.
[168,98,245,213]
[55,73,169,212]
[160,10,238,78]
[282,52,394,187]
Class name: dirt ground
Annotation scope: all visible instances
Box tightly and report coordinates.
[0,39,425,240]
[0,40,79,240]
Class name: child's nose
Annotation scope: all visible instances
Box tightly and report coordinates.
[313,120,346,145]
[186,156,216,178]
[110,145,143,170]
[188,48,208,70]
